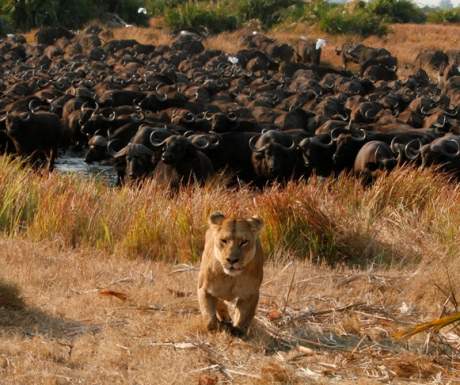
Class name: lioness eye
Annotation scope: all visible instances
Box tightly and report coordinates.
[220,239,228,244]
[240,240,248,247]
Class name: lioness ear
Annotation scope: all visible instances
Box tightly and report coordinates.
[248,216,264,234]
[209,212,225,226]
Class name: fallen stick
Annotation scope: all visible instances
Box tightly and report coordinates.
[289,302,366,322]
[149,341,199,349]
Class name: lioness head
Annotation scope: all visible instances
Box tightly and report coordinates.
[208,212,264,276]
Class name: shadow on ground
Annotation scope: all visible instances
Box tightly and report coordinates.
[0,280,101,340]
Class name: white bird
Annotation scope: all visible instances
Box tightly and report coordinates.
[138,7,148,15]
[316,38,326,50]
[228,56,239,65]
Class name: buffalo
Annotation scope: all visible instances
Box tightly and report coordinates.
[354,141,399,185]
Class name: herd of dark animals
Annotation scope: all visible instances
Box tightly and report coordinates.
[1,26,460,188]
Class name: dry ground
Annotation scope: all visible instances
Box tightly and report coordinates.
[109,21,460,79]
[1,237,460,385]
[23,21,460,78]
[207,23,460,78]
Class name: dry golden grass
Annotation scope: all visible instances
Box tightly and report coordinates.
[0,156,459,270]
[0,158,460,383]
[110,18,173,46]
[1,237,459,384]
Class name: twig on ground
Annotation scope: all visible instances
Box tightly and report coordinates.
[282,266,296,314]
[170,264,199,274]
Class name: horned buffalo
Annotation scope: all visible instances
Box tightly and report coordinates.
[249,130,307,185]
[150,135,215,188]
[354,141,398,185]
[5,111,63,170]
[336,43,397,75]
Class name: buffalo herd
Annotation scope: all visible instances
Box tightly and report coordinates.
[1,26,460,188]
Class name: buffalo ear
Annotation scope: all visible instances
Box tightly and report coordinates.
[248,216,264,234]
[209,212,225,226]
[366,162,378,172]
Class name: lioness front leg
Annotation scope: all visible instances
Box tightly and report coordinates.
[197,287,218,331]
[232,294,259,335]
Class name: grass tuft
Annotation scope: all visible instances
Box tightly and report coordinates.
[0,156,457,270]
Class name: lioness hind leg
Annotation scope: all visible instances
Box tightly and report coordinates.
[232,294,259,335]
[197,287,218,331]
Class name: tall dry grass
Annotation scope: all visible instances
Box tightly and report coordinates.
[0,156,458,271]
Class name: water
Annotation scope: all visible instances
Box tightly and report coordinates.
[54,150,118,186]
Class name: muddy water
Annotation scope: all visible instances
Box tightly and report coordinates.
[54,150,118,186]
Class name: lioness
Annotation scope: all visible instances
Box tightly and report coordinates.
[198,212,264,335]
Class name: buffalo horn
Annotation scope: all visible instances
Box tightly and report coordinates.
[442,139,460,158]
[20,112,31,122]
[192,136,211,150]
[28,99,40,113]
[130,111,145,123]
[227,111,238,121]
[149,133,168,148]
[351,128,366,141]
[404,139,422,160]
[248,135,260,151]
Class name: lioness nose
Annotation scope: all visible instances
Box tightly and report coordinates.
[227,257,239,264]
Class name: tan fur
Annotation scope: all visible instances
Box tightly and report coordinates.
[197,212,264,335]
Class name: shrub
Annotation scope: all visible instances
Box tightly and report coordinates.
[146,0,187,16]
[0,15,12,36]
[279,0,334,24]
[1,0,59,31]
[427,7,460,23]
[1,0,148,31]
[319,6,388,36]
[236,0,302,28]
[164,3,239,34]
[368,0,426,23]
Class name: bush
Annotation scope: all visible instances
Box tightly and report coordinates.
[236,0,302,28]
[1,0,148,31]
[319,6,388,36]
[0,16,12,36]
[146,0,187,16]
[279,0,334,24]
[427,7,460,23]
[368,0,426,23]
[164,3,239,34]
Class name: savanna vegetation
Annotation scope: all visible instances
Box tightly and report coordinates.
[2,0,460,37]
[1,155,460,383]
[146,0,444,37]
[1,1,460,383]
